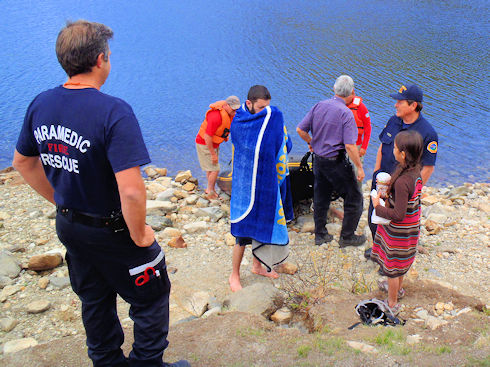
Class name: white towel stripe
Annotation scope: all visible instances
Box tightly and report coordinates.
[231,106,272,223]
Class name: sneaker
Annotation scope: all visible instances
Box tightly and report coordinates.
[378,280,405,299]
[383,299,402,315]
[339,234,366,248]
[163,361,191,367]
[315,233,333,246]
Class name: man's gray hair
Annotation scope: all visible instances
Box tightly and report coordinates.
[333,75,354,97]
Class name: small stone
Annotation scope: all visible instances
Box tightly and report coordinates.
[435,302,445,311]
[195,207,224,222]
[425,315,448,330]
[144,167,158,178]
[346,341,378,354]
[406,334,422,345]
[154,167,167,176]
[0,275,13,289]
[174,190,189,199]
[416,309,429,320]
[270,307,292,324]
[27,299,51,314]
[301,222,315,233]
[183,221,208,233]
[185,195,199,205]
[3,337,38,354]
[275,262,298,275]
[444,302,454,311]
[0,251,21,279]
[168,236,187,249]
[175,170,192,182]
[225,233,236,247]
[0,317,18,332]
[162,227,182,238]
[167,267,178,274]
[182,182,196,191]
[38,277,50,289]
[155,188,176,201]
[457,307,472,316]
[49,276,71,289]
[28,253,63,271]
[421,195,439,206]
[424,219,442,235]
[0,284,22,302]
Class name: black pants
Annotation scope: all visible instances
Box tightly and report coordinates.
[367,170,380,241]
[56,213,170,367]
[313,154,363,239]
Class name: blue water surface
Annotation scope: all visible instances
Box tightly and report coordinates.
[1,1,489,185]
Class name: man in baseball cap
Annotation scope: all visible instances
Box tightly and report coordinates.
[365,83,438,259]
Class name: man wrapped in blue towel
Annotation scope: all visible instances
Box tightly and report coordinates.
[228,85,294,292]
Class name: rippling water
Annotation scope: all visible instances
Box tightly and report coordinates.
[1,1,489,185]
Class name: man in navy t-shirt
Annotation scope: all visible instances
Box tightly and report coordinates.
[13,20,189,367]
[365,84,438,259]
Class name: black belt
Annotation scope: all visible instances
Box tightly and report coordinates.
[314,152,345,161]
[57,206,127,232]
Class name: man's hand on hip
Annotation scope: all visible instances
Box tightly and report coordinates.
[132,225,155,247]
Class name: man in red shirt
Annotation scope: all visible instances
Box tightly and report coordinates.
[195,95,240,199]
[347,94,372,187]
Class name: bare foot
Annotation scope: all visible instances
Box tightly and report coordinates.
[205,191,219,200]
[229,274,242,292]
[251,266,279,279]
[330,207,344,220]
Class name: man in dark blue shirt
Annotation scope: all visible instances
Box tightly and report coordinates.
[365,84,438,258]
[13,20,189,367]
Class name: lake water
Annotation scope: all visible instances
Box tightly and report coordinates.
[1,1,489,185]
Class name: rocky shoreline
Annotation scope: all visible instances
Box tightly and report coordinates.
[0,166,488,360]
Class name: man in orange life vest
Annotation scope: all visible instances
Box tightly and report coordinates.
[195,96,241,199]
[347,93,372,188]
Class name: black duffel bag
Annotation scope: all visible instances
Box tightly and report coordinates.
[288,152,314,204]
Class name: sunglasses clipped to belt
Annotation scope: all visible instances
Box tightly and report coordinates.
[57,206,128,232]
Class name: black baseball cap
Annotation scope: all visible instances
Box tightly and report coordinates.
[390,84,423,102]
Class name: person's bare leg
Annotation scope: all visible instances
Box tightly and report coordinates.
[206,170,219,198]
[251,257,279,279]
[387,276,399,307]
[205,171,211,194]
[229,244,245,292]
[398,275,404,293]
[330,207,344,220]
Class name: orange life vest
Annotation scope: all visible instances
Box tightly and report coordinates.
[347,96,364,142]
[197,101,233,145]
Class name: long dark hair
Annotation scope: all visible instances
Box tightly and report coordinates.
[387,130,423,196]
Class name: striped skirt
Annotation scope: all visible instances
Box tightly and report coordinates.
[371,177,423,277]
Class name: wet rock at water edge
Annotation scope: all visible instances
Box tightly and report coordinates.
[175,170,192,183]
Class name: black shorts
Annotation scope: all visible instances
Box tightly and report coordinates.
[236,236,253,246]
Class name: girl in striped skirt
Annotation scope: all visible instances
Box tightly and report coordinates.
[370,130,424,313]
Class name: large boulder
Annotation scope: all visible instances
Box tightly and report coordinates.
[223,283,283,318]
